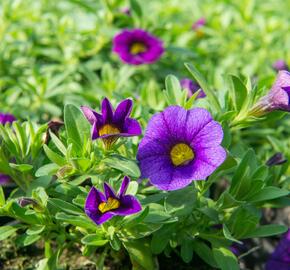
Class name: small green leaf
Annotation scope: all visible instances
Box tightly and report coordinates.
[35,163,59,177]
[48,198,83,215]
[213,247,239,270]
[81,234,108,246]
[0,226,18,241]
[248,187,289,202]
[104,156,140,177]
[181,238,194,263]
[9,163,33,172]
[192,240,218,268]
[26,225,45,235]
[242,224,288,238]
[43,145,66,166]
[129,0,142,17]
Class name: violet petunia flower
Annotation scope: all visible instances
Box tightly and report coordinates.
[0,113,16,125]
[112,29,164,65]
[251,70,290,115]
[84,176,142,225]
[137,106,226,191]
[180,78,206,99]
[265,229,290,270]
[192,17,206,30]
[272,60,288,72]
[0,174,11,185]
[81,98,142,149]
[266,153,287,167]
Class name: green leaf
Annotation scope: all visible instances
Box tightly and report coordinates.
[9,163,33,172]
[164,75,183,106]
[26,225,45,235]
[55,212,96,230]
[48,198,83,215]
[0,226,18,241]
[144,203,172,223]
[223,225,243,244]
[64,104,90,152]
[104,156,140,177]
[248,187,289,202]
[165,186,196,216]
[181,238,194,263]
[43,145,66,166]
[129,0,142,17]
[35,163,59,177]
[185,63,221,112]
[0,186,5,206]
[213,247,239,270]
[81,234,108,246]
[242,224,288,238]
[11,202,40,224]
[49,130,67,155]
[228,75,248,110]
[123,239,157,270]
[192,240,218,268]
[151,223,176,254]
[16,233,41,247]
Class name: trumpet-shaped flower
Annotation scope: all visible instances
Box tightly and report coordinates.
[84,176,142,225]
[81,98,142,148]
[137,106,226,191]
[112,29,164,65]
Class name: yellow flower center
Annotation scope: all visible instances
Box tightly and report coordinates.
[170,143,194,166]
[98,197,120,213]
[130,42,147,55]
[99,124,120,136]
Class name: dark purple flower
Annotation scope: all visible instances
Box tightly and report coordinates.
[180,78,206,98]
[112,29,164,65]
[18,197,38,207]
[251,71,290,114]
[272,60,288,72]
[0,174,11,185]
[137,106,226,191]
[84,176,142,225]
[265,229,290,270]
[81,98,142,149]
[266,153,287,167]
[192,17,206,30]
[0,113,16,125]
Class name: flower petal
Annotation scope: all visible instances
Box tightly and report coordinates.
[85,187,105,212]
[122,118,142,136]
[81,106,99,125]
[101,98,114,123]
[104,182,117,200]
[119,176,130,196]
[114,99,132,123]
[85,210,114,225]
[113,195,142,215]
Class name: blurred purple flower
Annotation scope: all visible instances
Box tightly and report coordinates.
[84,176,142,225]
[0,113,16,125]
[266,153,287,167]
[120,7,131,16]
[81,98,142,149]
[180,78,206,98]
[137,106,226,191]
[252,70,290,114]
[265,229,290,270]
[0,174,11,185]
[112,29,164,65]
[272,60,288,72]
[192,17,206,30]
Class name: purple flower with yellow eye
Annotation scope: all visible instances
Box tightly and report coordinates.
[112,29,164,65]
[251,70,290,115]
[81,98,142,149]
[84,176,142,225]
[272,60,288,72]
[137,106,226,191]
[265,229,290,270]
[0,113,16,125]
[180,78,206,99]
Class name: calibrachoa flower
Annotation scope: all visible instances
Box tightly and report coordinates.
[180,78,206,98]
[0,112,16,125]
[81,98,142,149]
[84,176,142,225]
[0,174,10,185]
[272,60,288,72]
[137,106,226,191]
[112,29,164,65]
[192,17,206,30]
[265,229,290,270]
[251,70,290,115]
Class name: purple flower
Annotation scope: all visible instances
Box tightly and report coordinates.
[192,17,206,30]
[81,98,142,149]
[120,7,131,16]
[0,113,16,125]
[0,174,11,185]
[112,29,164,65]
[272,60,288,72]
[137,106,226,191]
[180,78,206,98]
[84,176,142,225]
[266,153,287,166]
[252,71,290,114]
[265,229,290,270]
